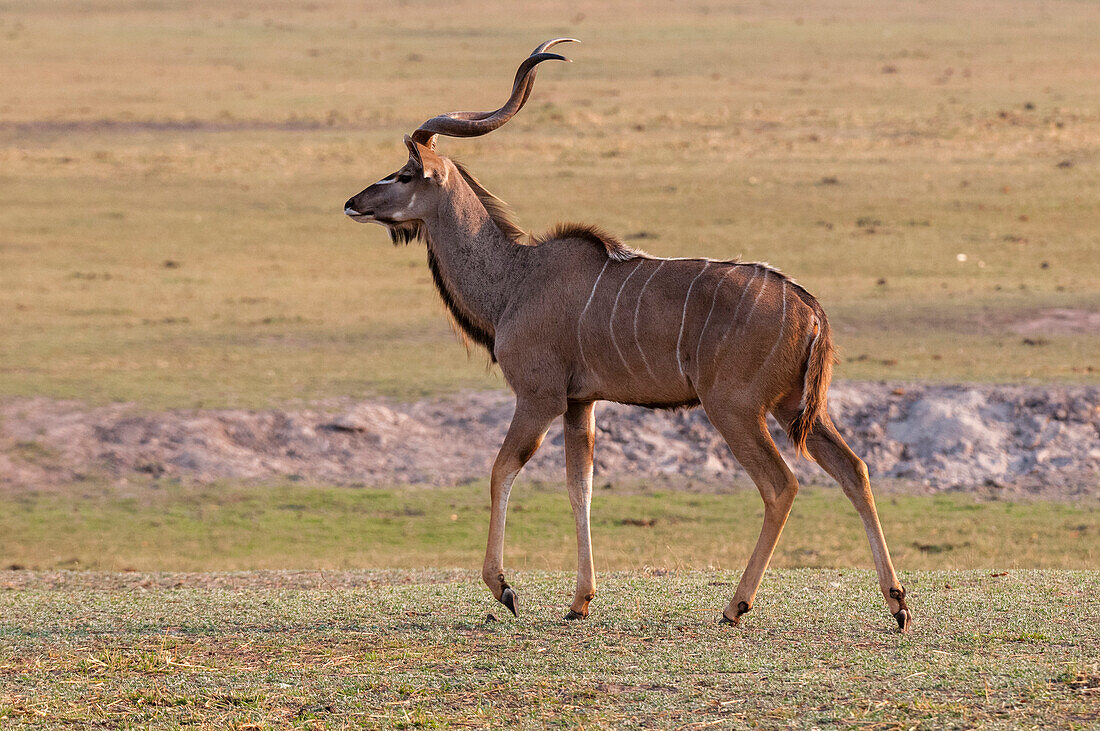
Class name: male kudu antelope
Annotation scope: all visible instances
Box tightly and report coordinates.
[344,40,912,632]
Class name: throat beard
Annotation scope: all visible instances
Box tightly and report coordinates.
[385,220,425,246]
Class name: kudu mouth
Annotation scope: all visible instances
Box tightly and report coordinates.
[344,204,409,234]
[344,200,376,222]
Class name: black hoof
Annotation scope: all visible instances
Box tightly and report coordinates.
[889,587,912,633]
[564,609,586,621]
[500,587,518,617]
[719,601,750,626]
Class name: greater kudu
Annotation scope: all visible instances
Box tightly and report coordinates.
[344,40,912,632]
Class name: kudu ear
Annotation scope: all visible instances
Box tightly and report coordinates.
[403,134,448,183]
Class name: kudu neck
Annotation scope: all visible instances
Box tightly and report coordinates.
[420,178,526,333]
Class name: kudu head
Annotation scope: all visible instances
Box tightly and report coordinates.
[343,39,576,245]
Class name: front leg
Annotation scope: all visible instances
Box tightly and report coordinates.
[563,400,597,620]
[483,396,564,617]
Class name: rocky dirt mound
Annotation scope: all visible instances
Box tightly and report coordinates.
[1,383,1096,497]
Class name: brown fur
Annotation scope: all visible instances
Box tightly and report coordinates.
[342,43,909,631]
[536,222,645,261]
[425,245,497,361]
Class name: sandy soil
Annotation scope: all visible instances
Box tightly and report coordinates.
[1,382,1096,499]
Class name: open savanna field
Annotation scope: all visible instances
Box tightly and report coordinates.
[1,0,1098,728]
[1,0,1098,407]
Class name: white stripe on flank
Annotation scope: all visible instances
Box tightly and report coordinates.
[695,266,734,370]
[716,266,759,354]
[731,268,759,323]
[742,269,770,331]
[759,279,788,372]
[676,262,711,379]
[577,260,610,372]
[633,260,665,379]
[609,259,645,376]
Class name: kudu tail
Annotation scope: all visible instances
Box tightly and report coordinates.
[785,307,835,458]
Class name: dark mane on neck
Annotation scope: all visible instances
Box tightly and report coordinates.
[446,160,643,262]
[386,161,513,362]
[450,160,529,243]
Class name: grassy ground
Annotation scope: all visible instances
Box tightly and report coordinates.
[2,0,1099,408]
[0,481,1095,572]
[0,569,1096,729]
[2,5,1097,725]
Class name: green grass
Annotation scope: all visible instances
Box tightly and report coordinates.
[2,0,1099,408]
[1,481,1095,572]
[0,569,1096,728]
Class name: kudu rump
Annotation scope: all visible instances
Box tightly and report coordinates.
[345,40,912,631]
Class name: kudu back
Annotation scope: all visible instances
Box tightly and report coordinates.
[344,40,911,632]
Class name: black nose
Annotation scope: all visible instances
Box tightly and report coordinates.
[344,198,359,214]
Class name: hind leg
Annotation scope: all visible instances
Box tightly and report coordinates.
[563,400,597,619]
[777,407,911,632]
[703,402,801,624]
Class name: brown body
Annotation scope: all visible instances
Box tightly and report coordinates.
[344,40,911,631]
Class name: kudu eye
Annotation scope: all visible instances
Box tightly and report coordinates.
[397,173,413,184]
